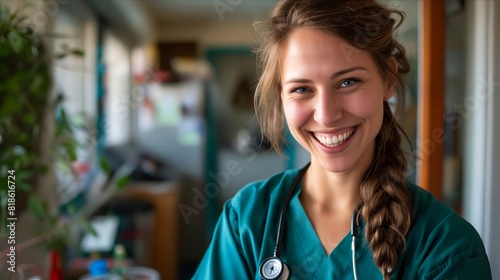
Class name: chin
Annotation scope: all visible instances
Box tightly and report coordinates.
[318,158,355,173]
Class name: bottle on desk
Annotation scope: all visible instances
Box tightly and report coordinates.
[79,259,121,280]
[112,244,127,277]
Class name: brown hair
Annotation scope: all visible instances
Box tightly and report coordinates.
[254,0,412,278]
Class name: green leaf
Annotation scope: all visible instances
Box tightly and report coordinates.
[7,31,23,53]
[22,114,37,126]
[81,218,98,237]
[15,171,34,181]
[71,50,84,57]
[17,181,31,192]
[116,175,130,190]
[38,165,48,173]
[67,147,77,162]
[16,133,28,143]
[46,235,66,254]
[30,45,38,57]
[55,53,66,60]
[66,204,76,215]
[28,195,47,221]
[99,157,111,174]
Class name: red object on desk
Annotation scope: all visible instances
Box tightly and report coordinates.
[50,250,63,280]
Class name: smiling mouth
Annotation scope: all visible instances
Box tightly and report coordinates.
[314,127,356,147]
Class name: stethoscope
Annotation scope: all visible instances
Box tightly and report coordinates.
[259,163,363,280]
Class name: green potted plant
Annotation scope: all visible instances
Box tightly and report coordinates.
[0,5,129,277]
[0,0,84,247]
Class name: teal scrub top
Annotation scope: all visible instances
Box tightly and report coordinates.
[192,168,492,279]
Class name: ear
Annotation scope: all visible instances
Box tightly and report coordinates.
[384,57,398,100]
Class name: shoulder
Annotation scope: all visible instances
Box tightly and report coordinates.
[227,167,302,214]
[219,167,302,240]
[399,182,491,278]
[406,181,478,238]
[212,167,303,271]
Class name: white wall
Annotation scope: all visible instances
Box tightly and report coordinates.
[53,0,97,120]
[103,30,132,146]
[463,1,500,278]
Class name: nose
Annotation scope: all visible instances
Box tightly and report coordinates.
[314,91,343,126]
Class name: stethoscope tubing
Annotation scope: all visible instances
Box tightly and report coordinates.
[273,162,310,257]
[262,163,362,280]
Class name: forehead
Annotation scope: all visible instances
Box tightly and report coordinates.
[280,27,375,74]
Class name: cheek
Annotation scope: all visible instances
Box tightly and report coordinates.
[354,100,384,137]
[282,100,310,127]
[351,100,379,119]
[348,91,384,120]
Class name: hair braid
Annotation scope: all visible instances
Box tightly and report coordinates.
[360,102,412,279]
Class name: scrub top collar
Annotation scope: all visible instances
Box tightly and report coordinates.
[286,180,369,279]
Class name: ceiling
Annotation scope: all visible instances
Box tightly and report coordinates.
[137,0,280,25]
[89,0,419,45]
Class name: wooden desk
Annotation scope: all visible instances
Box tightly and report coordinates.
[118,181,181,279]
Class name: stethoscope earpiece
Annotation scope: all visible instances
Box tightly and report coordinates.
[259,257,290,280]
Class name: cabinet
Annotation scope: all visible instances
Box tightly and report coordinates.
[116,181,181,279]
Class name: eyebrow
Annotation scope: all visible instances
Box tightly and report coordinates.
[284,66,368,84]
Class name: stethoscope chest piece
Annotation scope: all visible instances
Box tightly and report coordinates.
[259,256,290,280]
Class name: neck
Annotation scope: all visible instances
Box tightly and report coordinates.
[301,161,365,213]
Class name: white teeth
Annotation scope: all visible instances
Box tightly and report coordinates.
[315,128,355,147]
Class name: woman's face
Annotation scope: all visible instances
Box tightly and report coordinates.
[280,27,393,174]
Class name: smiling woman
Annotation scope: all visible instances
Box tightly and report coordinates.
[192,0,492,279]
